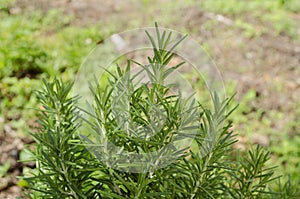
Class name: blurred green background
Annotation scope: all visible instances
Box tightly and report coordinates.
[0,0,299,197]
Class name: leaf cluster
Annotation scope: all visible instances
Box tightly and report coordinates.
[24,23,299,199]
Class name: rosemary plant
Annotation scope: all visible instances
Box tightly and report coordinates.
[25,24,299,199]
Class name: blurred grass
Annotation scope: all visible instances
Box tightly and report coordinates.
[0,7,106,140]
[200,0,299,38]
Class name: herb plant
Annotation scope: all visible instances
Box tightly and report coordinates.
[24,24,298,199]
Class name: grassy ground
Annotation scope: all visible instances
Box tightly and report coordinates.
[0,0,299,198]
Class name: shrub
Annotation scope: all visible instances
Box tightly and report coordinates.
[24,24,299,198]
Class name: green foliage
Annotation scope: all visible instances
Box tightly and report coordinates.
[269,176,300,199]
[0,77,39,135]
[0,8,105,138]
[227,146,277,198]
[280,0,300,12]
[23,24,298,199]
[200,0,298,38]
[0,13,48,78]
[26,79,98,199]
[271,136,300,180]
[0,9,74,78]
[0,162,10,178]
[0,9,103,79]
[0,3,297,198]
[0,0,13,11]
[226,82,300,188]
